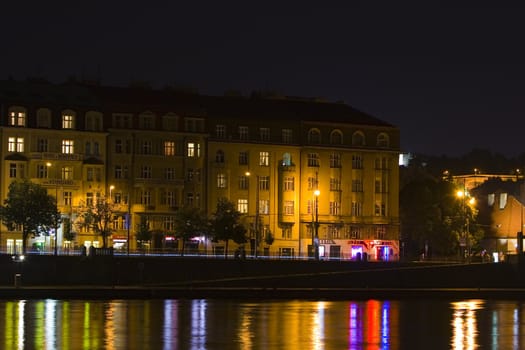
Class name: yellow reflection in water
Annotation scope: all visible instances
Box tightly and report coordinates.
[451,299,484,350]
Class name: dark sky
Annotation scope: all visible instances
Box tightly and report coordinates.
[3,2,525,158]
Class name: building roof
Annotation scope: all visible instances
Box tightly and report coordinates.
[0,79,396,129]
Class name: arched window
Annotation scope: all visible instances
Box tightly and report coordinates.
[376,133,389,147]
[86,111,103,131]
[216,150,225,163]
[330,130,343,145]
[308,128,321,144]
[8,106,27,127]
[352,131,365,146]
[62,109,76,129]
[37,108,52,128]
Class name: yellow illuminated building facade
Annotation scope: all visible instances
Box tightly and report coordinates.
[0,80,399,259]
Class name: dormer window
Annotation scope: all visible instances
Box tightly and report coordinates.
[62,111,76,129]
[9,107,26,127]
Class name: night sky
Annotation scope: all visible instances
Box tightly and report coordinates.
[3,2,525,158]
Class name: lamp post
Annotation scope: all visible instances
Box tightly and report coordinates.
[46,162,59,256]
[456,183,475,262]
[109,185,114,203]
[314,189,320,261]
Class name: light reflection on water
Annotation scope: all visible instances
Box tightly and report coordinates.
[1,298,525,349]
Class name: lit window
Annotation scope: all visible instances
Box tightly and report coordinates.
[164,141,175,156]
[237,199,248,213]
[217,173,227,188]
[8,137,24,152]
[62,140,74,154]
[62,167,73,180]
[64,192,72,206]
[284,200,294,215]
[9,110,26,126]
[259,199,269,214]
[187,142,201,157]
[259,152,269,166]
[62,114,75,129]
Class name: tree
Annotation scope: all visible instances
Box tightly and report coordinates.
[173,206,209,255]
[135,215,152,252]
[209,198,247,258]
[75,195,116,248]
[0,179,61,254]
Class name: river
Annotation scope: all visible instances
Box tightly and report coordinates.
[1,298,523,349]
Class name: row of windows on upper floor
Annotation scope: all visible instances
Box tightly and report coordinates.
[5,106,205,132]
[214,173,389,193]
[9,161,204,184]
[214,125,391,148]
[234,198,389,217]
[6,106,391,149]
[6,136,203,158]
[216,150,391,170]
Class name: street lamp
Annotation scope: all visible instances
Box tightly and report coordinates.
[109,185,114,203]
[456,184,476,262]
[46,162,59,256]
[314,189,320,261]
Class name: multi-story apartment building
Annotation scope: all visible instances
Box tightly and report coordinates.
[0,79,400,260]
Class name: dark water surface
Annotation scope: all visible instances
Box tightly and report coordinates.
[1,298,524,349]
